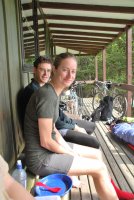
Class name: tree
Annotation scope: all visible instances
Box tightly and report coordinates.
[76,26,134,84]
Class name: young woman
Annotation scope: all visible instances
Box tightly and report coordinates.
[22,56,99,149]
[0,155,35,200]
[24,53,133,200]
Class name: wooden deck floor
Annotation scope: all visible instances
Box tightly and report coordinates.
[68,98,134,200]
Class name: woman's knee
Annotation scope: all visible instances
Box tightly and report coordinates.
[65,131,100,149]
[93,162,108,178]
[86,122,96,134]
[93,149,103,160]
[90,137,100,149]
[74,120,96,134]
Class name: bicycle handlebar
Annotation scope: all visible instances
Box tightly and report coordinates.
[95,80,112,85]
[95,80,121,87]
[71,81,86,88]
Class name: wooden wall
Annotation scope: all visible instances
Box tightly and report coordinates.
[0,0,24,169]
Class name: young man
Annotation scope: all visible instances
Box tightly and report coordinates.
[22,56,99,149]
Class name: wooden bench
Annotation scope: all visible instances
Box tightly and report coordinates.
[69,98,134,200]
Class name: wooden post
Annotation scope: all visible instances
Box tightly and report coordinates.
[54,45,56,56]
[95,56,98,81]
[50,38,53,58]
[45,21,50,56]
[32,0,39,58]
[126,26,132,116]
[102,48,106,81]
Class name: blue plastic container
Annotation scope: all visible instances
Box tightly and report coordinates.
[35,174,72,197]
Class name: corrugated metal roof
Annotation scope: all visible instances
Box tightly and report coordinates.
[21,0,134,57]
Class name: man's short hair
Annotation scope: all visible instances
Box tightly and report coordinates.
[33,56,53,68]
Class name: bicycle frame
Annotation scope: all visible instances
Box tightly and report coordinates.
[94,81,112,96]
[92,81,127,118]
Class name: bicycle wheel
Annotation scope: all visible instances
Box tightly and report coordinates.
[78,97,83,116]
[112,94,127,118]
[92,92,104,110]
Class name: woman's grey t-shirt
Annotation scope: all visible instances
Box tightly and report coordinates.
[24,83,59,156]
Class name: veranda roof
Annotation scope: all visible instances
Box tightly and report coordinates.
[21,0,134,57]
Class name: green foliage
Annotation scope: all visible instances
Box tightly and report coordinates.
[76,56,95,80]
[76,28,134,84]
[25,57,35,64]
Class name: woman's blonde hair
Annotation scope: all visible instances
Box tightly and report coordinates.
[54,52,77,69]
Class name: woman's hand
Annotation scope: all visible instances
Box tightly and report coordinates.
[54,127,73,151]
[54,127,81,157]
[68,150,80,157]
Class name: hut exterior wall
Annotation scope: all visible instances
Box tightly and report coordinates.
[0,0,24,169]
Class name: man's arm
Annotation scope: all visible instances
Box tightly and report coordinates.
[56,109,87,133]
[55,109,75,130]
[55,116,75,130]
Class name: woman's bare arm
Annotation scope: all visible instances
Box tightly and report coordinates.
[54,126,73,151]
[38,118,76,156]
[4,174,35,200]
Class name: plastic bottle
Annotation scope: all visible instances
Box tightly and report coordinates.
[12,160,27,188]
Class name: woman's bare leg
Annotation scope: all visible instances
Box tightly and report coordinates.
[73,143,103,161]
[68,147,118,200]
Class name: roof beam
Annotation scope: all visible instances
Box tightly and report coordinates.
[56,45,99,55]
[48,23,124,32]
[25,46,45,51]
[39,2,134,14]
[25,14,134,25]
[53,39,106,46]
[24,41,45,46]
[24,36,45,43]
[24,43,45,48]
[24,39,105,47]
[53,35,112,42]
[23,23,124,32]
[22,3,32,10]
[24,53,93,58]
[22,2,134,14]
[54,43,103,49]
[23,33,112,44]
[23,30,116,39]
[46,15,134,25]
[51,30,116,38]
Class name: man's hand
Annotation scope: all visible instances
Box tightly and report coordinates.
[74,124,87,134]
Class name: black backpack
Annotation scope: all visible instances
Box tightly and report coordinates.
[100,96,113,121]
[91,100,105,122]
[91,96,113,122]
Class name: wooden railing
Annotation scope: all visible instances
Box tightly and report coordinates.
[77,80,134,117]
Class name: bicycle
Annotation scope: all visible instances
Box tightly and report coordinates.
[92,81,112,109]
[92,80,127,118]
[60,81,85,116]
